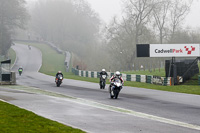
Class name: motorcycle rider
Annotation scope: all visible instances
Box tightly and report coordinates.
[18,66,23,75]
[109,71,124,92]
[55,71,64,82]
[28,45,31,50]
[99,69,108,84]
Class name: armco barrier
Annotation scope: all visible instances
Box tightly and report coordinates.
[131,74,136,81]
[71,68,172,86]
[136,75,141,82]
[146,75,152,84]
[141,75,146,83]
[91,72,94,78]
[86,71,88,77]
[163,78,168,86]
[126,75,131,81]
[122,74,127,81]
[88,71,91,77]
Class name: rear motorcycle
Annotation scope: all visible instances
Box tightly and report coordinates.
[109,79,122,99]
[56,75,63,87]
[100,75,107,89]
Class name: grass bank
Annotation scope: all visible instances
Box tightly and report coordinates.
[15,41,200,95]
[122,68,165,77]
[0,101,85,133]
[9,48,16,65]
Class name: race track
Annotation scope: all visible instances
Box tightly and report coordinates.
[0,43,200,133]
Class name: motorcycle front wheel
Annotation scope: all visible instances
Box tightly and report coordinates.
[114,89,119,99]
[110,92,114,99]
[56,82,61,87]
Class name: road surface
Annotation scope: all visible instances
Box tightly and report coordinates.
[0,43,200,133]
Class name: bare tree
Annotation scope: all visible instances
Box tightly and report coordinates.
[153,0,171,44]
[124,0,156,44]
[169,0,193,43]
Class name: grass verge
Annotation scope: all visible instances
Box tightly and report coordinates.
[8,48,16,65]
[0,48,16,65]
[0,100,85,133]
[15,41,200,95]
[122,68,165,77]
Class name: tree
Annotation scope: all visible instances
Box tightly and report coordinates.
[169,0,193,43]
[0,0,28,55]
[104,0,158,71]
[153,0,170,44]
[123,0,156,44]
[30,0,101,70]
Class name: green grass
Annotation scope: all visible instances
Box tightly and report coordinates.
[23,42,66,74]
[15,41,200,95]
[0,101,85,133]
[122,68,165,77]
[8,48,16,65]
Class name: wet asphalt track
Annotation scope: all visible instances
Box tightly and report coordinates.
[0,43,200,133]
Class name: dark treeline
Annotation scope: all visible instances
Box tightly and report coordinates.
[0,0,28,57]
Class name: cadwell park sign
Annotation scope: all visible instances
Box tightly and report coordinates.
[137,44,200,58]
[136,44,200,85]
[150,44,200,57]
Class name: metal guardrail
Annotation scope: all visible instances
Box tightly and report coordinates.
[71,68,173,86]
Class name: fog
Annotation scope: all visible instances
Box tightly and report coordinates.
[5,0,200,71]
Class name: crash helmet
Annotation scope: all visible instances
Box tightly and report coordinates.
[115,71,120,77]
[102,69,105,72]
[58,71,62,73]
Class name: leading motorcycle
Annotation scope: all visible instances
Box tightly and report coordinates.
[56,74,63,87]
[109,79,122,99]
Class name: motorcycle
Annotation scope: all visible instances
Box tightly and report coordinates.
[19,71,22,76]
[100,75,107,89]
[110,79,122,99]
[56,74,63,87]
[18,68,23,76]
[28,45,31,50]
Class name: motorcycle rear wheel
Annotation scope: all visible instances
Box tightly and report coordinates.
[110,92,114,99]
[102,82,105,89]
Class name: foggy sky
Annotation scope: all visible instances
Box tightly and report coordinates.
[26,0,200,27]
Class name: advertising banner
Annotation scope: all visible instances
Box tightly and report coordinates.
[150,44,200,57]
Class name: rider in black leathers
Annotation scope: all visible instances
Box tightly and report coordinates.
[55,71,64,82]
[99,69,108,85]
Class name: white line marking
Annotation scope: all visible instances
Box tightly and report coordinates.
[6,85,200,131]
